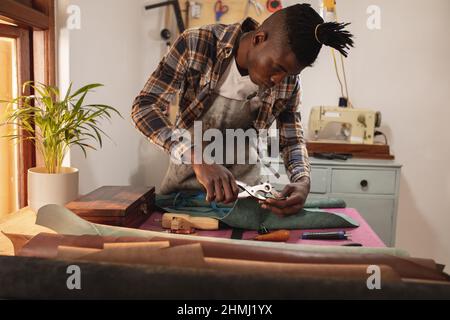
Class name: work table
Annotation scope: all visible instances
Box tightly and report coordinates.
[0,205,385,257]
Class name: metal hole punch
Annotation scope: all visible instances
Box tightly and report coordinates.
[237,181,285,201]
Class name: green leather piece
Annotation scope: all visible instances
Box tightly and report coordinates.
[155,193,358,230]
[303,198,346,209]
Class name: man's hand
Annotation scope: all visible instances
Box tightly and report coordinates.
[260,176,311,216]
[192,163,239,204]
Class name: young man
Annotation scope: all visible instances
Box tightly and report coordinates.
[132,3,353,216]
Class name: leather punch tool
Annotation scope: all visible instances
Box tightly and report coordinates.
[236,181,285,201]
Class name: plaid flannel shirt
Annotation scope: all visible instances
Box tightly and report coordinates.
[131,18,310,182]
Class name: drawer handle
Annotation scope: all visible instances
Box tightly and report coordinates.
[360,179,368,188]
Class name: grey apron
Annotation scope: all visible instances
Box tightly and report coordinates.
[160,93,262,194]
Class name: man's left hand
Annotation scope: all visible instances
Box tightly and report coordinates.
[260,176,311,217]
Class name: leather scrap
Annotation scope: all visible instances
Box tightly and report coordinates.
[7,232,450,282]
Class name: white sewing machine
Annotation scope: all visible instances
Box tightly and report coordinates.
[308,106,382,144]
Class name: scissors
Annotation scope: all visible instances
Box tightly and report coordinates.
[214,0,229,22]
[237,181,285,201]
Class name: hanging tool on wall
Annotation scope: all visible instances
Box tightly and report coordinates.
[318,0,351,107]
[214,0,229,22]
[244,0,264,17]
[160,28,172,48]
[160,4,174,55]
[266,0,282,13]
[145,0,185,33]
[146,2,185,122]
[189,1,202,19]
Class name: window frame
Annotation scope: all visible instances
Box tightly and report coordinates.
[0,0,55,208]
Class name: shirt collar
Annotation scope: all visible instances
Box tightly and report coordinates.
[216,17,260,57]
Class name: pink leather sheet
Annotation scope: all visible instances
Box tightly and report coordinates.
[140,208,385,247]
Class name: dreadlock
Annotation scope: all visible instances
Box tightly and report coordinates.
[282,3,354,66]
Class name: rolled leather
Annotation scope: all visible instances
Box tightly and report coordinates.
[6,232,449,282]
[2,255,450,299]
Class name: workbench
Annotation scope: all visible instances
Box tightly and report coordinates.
[141,207,385,247]
[0,205,385,257]
[2,207,450,300]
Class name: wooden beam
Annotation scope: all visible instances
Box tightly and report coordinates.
[0,0,49,29]
[16,28,36,208]
[0,1,53,207]
[31,0,50,15]
[43,0,55,86]
[17,0,33,6]
[0,24,21,37]
[32,0,55,85]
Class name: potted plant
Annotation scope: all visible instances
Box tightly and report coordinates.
[0,81,121,212]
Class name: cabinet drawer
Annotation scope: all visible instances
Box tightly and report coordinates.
[335,196,394,245]
[310,168,328,194]
[331,169,396,195]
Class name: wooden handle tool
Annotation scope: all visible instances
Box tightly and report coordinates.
[254,230,290,242]
[162,213,219,230]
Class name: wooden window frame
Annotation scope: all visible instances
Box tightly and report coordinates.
[0,0,55,208]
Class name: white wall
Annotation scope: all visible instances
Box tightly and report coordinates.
[56,0,450,269]
[56,0,171,194]
[285,0,450,269]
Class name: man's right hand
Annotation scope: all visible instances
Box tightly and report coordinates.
[192,163,239,204]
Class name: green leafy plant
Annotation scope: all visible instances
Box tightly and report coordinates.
[0,81,122,174]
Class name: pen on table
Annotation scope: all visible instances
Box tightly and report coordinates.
[301,230,351,240]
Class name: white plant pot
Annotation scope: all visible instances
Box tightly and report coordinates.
[27,167,79,212]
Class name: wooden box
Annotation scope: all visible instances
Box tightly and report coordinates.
[65,186,155,228]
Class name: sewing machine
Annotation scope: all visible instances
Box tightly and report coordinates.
[308,106,382,144]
